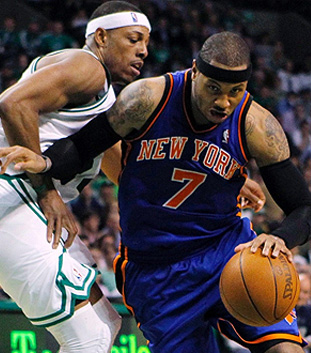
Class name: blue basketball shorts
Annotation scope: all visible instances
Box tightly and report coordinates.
[114,220,305,353]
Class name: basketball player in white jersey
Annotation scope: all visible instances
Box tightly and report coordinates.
[0,1,150,351]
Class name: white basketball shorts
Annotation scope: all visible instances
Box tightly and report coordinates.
[0,175,97,327]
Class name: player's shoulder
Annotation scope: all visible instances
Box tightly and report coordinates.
[119,75,167,113]
[124,75,166,96]
[38,49,102,71]
[245,99,276,133]
[110,75,167,135]
[62,48,100,62]
[248,100,271,120]
[47,49,106,84]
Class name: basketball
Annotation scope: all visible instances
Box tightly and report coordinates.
[219,248,300,326]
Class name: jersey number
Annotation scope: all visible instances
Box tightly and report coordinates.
[163,168,207,209]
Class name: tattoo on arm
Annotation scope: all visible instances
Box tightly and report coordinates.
[246,102,290,166]
[108,81,156,137]
[264,113,289,162]
[245,113,255,136]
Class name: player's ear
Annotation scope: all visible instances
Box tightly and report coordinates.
[94,28,108,48]
[192,59,198,79]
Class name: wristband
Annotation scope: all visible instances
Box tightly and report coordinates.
[33,183,48,194]
[40,155,52,173]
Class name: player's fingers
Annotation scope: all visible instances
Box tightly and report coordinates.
[63,220,78,249]
[269,236,282,258]
[253,199,265,212]
[281,248,293,263]
[0,150,28,173]
[0,159,6,174]
[46,220,55,244]
[270,236,293,262]
[52,218,62,249]
[234,240,253,253]
[0,153,16,173]
[271,247,293,262]
[240,197,249,209]
[14,162,33,172]
[250,236,267,253]
[261,240,273,257]
[0,146,15,157]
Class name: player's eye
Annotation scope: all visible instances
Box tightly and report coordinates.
[208,85,220,93]
[230,86,244,96]
[129,38,138,44]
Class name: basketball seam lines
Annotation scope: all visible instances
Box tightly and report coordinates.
[240,250,270,325]
[267,256,278,320]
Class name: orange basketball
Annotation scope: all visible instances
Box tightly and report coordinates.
[219,248,300,326]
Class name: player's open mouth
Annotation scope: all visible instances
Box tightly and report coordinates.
[210,109,227,119]
[131,61,143,75]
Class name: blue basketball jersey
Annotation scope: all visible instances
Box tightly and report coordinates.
[114,71,305,352]
[118,69,253,263]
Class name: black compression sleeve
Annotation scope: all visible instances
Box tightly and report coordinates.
[271,205,311,249]
[43,113,121,182]
[259,159,311,248]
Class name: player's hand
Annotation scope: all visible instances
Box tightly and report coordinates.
[234,233,293,262]
[240,178,265,212]
[37,189,78,249]
[0,145,46,174]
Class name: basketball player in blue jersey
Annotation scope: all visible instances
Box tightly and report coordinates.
[0,1,151,352]
[1,31,309,352]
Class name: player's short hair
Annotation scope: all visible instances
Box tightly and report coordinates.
[90,1,143,21]
[200,31,251,67]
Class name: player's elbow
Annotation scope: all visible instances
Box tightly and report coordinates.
[0,95,20,121]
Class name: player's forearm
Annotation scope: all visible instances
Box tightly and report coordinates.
[0,98,56,192]
[271,205,311,249]
[0,102,41,152]
[260,159,311,248]
[43,112,121,181]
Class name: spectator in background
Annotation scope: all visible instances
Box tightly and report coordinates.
[0,17,21,61]
[88,244,110,295]
[270,40,287,71]
[70,183,105,224]
[253,32,274,69]
[276,91,299,135]
[96,179,118,227]
[89,244,107,273]
[19,21,43,59]
[89,238,120,298]
[14,53,30,79]
[300,89,311,119]
[292,247,309,272]
[80,211,105,246]
[70,8,89,46]
[292,120,311,157]
[101,205,121,246]
[277,59,296,93]
[39,20,78,53]
[0,62,17,92]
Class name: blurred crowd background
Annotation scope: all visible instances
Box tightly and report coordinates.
[1,0,311,351]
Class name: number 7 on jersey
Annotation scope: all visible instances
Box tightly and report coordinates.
[163,168,207,209]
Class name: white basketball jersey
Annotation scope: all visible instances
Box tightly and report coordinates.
[0,49,116,202]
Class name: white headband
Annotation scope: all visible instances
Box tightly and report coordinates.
[85,11,151,38]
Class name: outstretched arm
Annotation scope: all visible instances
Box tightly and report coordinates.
[0,76,166,177]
